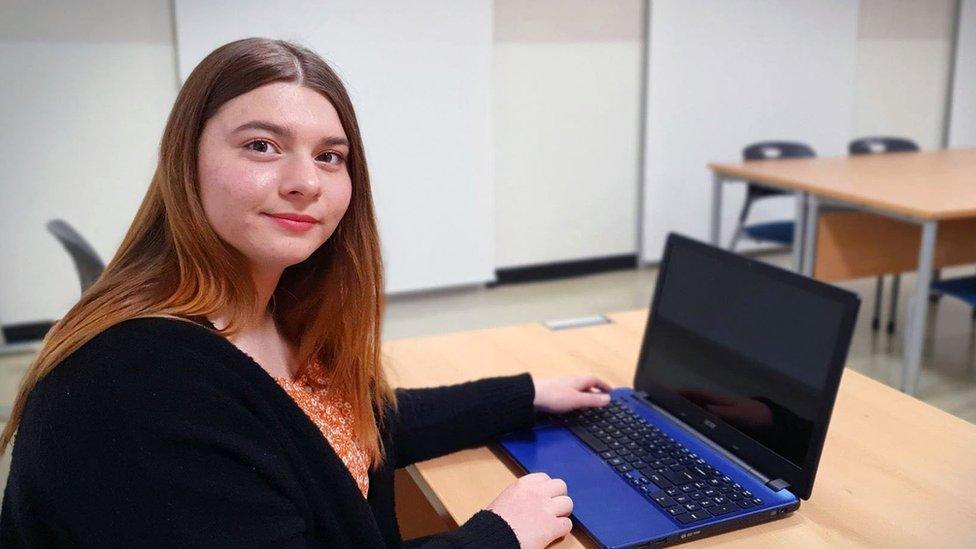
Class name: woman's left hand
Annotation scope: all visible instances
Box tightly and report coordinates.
[532,375,614,414]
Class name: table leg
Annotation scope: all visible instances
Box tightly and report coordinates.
[902,221,938,395]
[792,192,808,272]
[801,195,819,277]
[710,173,724,246]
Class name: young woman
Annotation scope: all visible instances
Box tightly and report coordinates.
[0,38,612,548]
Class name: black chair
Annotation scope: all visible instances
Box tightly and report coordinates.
[848,137,920,333]
[729,141,816,251]
[46,219,105,293]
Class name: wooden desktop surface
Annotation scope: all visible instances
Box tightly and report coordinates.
[384,310,976,548]
[708,148,976,220]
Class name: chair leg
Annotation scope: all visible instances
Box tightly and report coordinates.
[729,195,755,251]
[929,269,941,302]
[887,274,900,334]
[871,276,883,331]
[728,224,745,252]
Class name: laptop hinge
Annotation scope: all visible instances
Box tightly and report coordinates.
[766,478,790,492]
[631,392,772,485]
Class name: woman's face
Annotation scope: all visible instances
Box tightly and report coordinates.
[197,81,352,277]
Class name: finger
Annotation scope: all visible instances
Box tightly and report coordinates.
[553,517,573,538]
[548,495,573,516]
[543,477,568,497]
[522,472,550,484]
[578,390,612,408]
[572,375,613,393]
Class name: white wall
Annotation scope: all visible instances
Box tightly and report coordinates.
[0,0,178,325]
[854,0,957,148]
[175,0,495,295]
[949,0,976,147]
[641,0,861,261]
[492,0,644,268]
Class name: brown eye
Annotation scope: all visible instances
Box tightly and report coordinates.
[246,140,278,154]
[318,152,344,165]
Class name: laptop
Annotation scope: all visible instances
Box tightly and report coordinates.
[499,233,860,548]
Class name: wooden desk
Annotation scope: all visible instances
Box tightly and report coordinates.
[386,310,976,548]
[708,148,976,395]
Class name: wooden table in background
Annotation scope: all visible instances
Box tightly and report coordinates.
[388,310,976,548]
[709,148,976,395]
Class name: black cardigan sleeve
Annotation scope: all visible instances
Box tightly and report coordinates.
[388,373,536,469]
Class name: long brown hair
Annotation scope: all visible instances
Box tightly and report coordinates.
[0,38,396,467]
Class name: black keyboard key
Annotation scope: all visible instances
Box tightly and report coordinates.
[666,506,684,517]
[599,451,615,459]
[616,464,632,472]
[737,500,754,509]
[650,492,676,507]
[674,495,691,505]
[682,503,700,512]
[675,510,710,523]
[691,466,710,478]
[665,487,680,497]
[609,457,623,466]
[569,425,608,452]
[661,469,695,486]
[709,503,738,516]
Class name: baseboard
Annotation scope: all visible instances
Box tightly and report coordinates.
[2,320,55,344]
[492,254,638,286]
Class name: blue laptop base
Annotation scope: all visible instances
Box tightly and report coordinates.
[499,388,799,549]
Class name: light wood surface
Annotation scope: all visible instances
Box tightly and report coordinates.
[708,148,976,220]
[813,212,976,282]
[385,310,976,548]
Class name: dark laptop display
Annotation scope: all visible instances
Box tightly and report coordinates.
[634,234,858,499]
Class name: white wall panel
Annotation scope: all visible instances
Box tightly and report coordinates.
[949,0,976,147]
[641,0,860,261]
[175,0,495,293]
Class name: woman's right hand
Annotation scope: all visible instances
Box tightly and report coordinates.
[486,472,573,548]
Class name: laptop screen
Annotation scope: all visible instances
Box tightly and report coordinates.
[634,233,859,499]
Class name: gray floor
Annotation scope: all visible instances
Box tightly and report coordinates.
[2,253,975,501]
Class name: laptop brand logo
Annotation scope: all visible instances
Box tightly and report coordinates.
[680,530,702,539]
[704,419,717,429]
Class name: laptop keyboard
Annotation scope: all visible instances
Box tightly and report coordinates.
[553,398,764,525]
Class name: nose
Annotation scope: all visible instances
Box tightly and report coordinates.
[279,155,321,201]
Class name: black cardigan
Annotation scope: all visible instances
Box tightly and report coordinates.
[1,317,536,547]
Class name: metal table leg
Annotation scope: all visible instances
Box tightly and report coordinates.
[902,221,938,395]
[792,192,808,272]
[710,173,724,246]
[801,195,820,277]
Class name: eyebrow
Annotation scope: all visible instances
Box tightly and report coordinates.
[231,120,349,148]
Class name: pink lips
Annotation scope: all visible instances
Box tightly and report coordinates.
[264,212,319,233]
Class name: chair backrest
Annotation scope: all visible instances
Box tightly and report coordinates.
[742,141,817,200]
[45,219,105,293]
[848,136,919,155]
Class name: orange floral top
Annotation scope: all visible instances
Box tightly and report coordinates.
[273,365,370,498]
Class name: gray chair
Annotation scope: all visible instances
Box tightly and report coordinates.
[45,219,105,293]
[848,137,920,334]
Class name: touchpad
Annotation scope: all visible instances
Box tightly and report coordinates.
[500,425,674,547]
